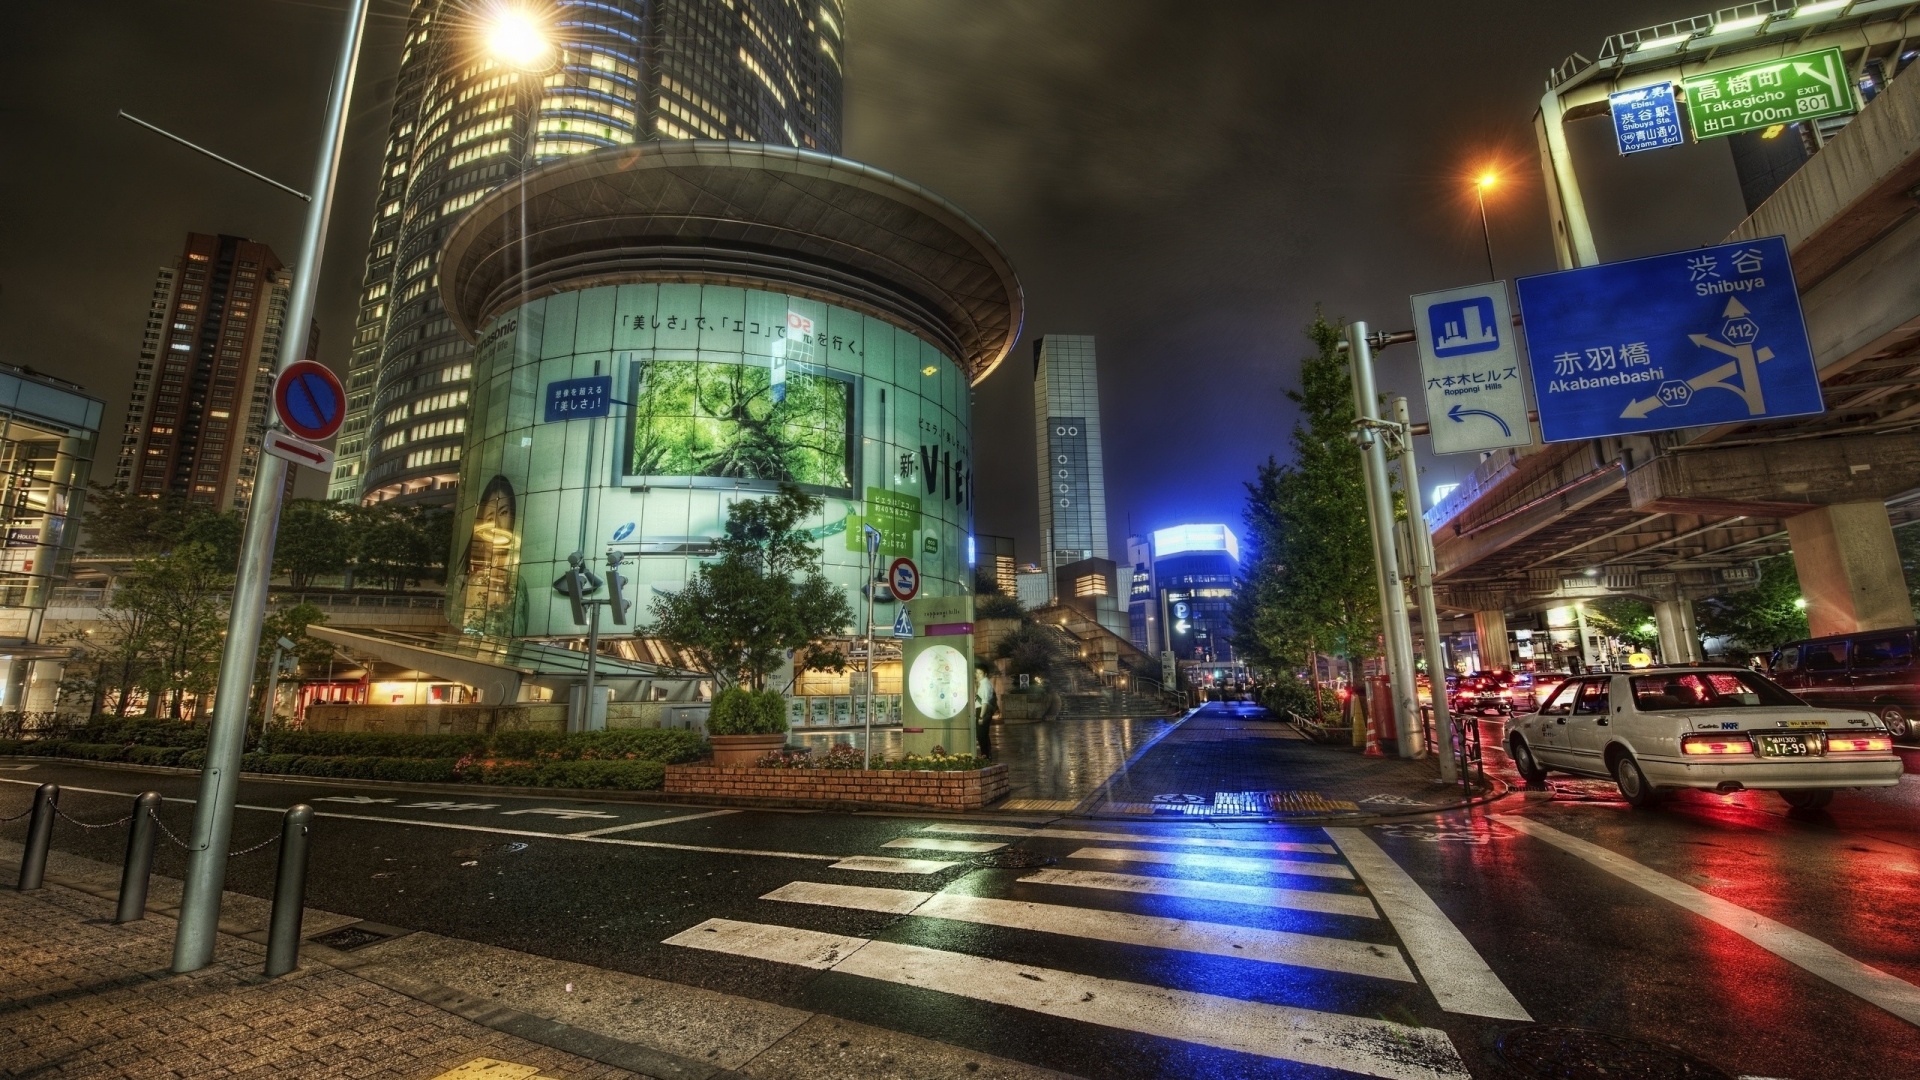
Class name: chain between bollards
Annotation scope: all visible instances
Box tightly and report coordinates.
[15,784,58,891]
[264,804,313,978]
[116,793,164,923]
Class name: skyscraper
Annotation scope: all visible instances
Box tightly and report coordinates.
[114,233,302,513]
[1034,334,1122,636]
[331,0,846,506]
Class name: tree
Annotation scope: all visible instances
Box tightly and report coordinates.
[111,543,233,718]
[81,485,239,564]
[1697,554,1808,660]
[256,602,333,721]
[1230,314,1379,717]
[275,500,350,590]
[1584,597,1658,652]
[651,485,853,689]
[352,504,449,591]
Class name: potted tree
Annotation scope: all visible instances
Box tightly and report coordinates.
[706,686,789,765]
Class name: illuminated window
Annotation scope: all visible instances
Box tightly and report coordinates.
[1073,573,1108,598]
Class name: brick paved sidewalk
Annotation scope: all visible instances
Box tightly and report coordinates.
[0,880,640,1080]
[1074,703,1493,820]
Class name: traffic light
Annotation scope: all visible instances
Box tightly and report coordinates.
[552,550,602,626]
[605,549,630,625]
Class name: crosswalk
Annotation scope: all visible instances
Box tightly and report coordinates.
[662,819,1533,1080]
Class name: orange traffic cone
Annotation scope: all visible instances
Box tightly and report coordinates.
[1362,698,1383,757]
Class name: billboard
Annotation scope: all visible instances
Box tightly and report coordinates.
[623,358,853,494]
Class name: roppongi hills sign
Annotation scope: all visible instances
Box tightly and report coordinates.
[448,282,978,638]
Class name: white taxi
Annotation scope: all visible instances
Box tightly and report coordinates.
[1505,666,1902,810]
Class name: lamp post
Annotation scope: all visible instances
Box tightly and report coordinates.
[1473,172,1499,281]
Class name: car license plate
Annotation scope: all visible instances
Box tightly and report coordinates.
[1758,734,1817,757]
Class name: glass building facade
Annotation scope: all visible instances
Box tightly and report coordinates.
[1033,335,1109,568]
[333,0,846,507]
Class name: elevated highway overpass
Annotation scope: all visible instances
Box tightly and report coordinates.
[1427,8,1920,664]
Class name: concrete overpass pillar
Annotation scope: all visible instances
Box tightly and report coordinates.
[1784,501,1912,638]
[1474,610,1511,671]
[1653,598,1703,664]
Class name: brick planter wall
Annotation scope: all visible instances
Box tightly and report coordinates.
[665,763,1010,810]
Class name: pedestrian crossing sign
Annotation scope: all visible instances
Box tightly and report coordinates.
[893,606,914,638]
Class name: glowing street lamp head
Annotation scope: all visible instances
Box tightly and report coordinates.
[1476,171,1498,190]
[487,8,553,70]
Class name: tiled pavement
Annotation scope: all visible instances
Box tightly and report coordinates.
[0,881,640,1080]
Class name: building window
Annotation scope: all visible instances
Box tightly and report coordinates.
[1073,573,1108,598]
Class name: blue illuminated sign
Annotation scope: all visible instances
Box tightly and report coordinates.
[544,376,612,422]
[1152,524,1240,562]
[1610,83,1686,155]
[1515,235,1823,443]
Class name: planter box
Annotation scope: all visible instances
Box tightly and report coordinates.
[708,732,788,766]
[666,762,1011,810]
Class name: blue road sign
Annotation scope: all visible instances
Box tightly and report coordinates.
[1412,282,1533,455]
[1515,235,1823,443]
[1611,83,1686,155]
[274,360,345,442]
[544,375,612,422]
[892,606,914,638]
[1428,297,1501,357]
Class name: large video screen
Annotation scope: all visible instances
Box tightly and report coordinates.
[623,359,853,493]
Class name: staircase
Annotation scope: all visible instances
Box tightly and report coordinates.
[1028,609,1180,718]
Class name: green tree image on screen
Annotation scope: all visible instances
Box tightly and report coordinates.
[626,360,852,491]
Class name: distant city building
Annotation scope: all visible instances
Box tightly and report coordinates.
[332,0,847,507]
[976,533,1017,597]
[1125,532,1155,654]
[1151,523,1239,665]
[0,364,103,709]
[113,233,303,513]
[1033,335,1122,634]
[1014,565,1051,611]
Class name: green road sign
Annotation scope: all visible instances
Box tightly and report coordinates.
[1682,48,1855,141]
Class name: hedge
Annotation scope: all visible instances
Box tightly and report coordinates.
[257,728,704,764]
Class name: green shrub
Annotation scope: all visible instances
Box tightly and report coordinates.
[79,719,208,748]
[1260,678,1339,722]
[0,739,22,755]
[708,687,787,735]
[257,730,486,759]
[533,759,665,790]
[874,752,992,772]
[975,593,1024,619]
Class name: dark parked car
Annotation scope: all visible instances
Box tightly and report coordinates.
[1451,671,1516,716]
[1771,627,1919,741]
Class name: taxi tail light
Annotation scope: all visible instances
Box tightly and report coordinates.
[1826,733,1894,753]
[1681,733,1755,756]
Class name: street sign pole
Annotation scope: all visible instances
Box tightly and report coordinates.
[1392,395,1457,784]
[172,0,371,974]
[1346,322,1424,759]
[863,526,879,769]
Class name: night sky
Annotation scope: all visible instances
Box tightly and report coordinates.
[0,1,1751,565]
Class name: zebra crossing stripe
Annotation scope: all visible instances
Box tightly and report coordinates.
[921,822,1339,855]
[1067,847,1354,879]
[761,881,1412,982]
[665,919,1470,1080]
[882,837,1007,854]
[1018,868,1380,919]
[1325,828,1531,1021]
[830,856,959,875]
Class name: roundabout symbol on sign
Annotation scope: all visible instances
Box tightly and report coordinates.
[888,557,919,602]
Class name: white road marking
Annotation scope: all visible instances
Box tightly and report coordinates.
[500,807,619,820]
[1018,868,1379,920]
[762,881,1411,982]
[922,822,1339,855]
[1326,828,1531,1021]
[572,809,740,837]
[880,837,1005,854]
[829,856,960,875]
[1067,846,1354,879]
[1501,814,1920,1028]
[664,918,1468,1080]
[0,777,835,863]
[763,880,933,914]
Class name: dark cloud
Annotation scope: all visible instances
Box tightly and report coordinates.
[1,0,1752,533]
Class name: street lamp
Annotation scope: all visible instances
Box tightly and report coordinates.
[1473,171,1499,281]
[486,8,554,70]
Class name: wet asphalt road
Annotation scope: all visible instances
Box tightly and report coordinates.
[3,716,1919,1080]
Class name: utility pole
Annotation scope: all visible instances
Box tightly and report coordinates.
[1391,396,1457,783]
[173,0,371,974]
[862,525,880,768]
[1345,322,1424,758]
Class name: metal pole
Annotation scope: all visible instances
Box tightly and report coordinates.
[863,545,876,769]
[116,792,163,922]
[16,783,57,891]
[1475,186,1497,282]
[174,0,371,974]
[1391,396,1458,783]
[264,804,314,978]
[1536,87,1598,269]
[583,601,601,731]
[1346,323,1424,757]
[262,644,284,735]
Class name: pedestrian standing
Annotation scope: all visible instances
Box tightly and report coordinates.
[975,667,995,757]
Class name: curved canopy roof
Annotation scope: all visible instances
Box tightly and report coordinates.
[439,142,1024,384]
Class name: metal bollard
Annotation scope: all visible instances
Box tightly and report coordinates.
[264,804,313,977]
[16,783,59,891]
[116,792,164,922]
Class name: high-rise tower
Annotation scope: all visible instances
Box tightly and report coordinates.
[1034,334,1123,637]
[114,233,303,513]
[332,0,846,506]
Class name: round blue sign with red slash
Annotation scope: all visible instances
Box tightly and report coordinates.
[274,360,346,442]
[888,557,920,603]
